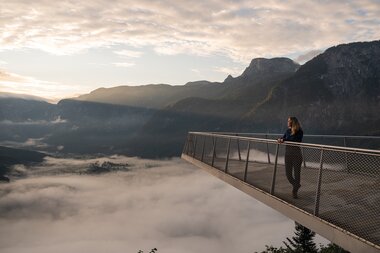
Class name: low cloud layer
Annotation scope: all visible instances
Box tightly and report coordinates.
[0,118,67,126]
[0,156,303,253]
[1,1,379,62]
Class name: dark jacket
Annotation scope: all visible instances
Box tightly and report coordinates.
[282,128,303,142]
[283,128,303,155]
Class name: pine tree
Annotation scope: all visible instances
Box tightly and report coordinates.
[283,222,318,253]
[319,243,350,253]
[256,222,350,253]
[137,248,158,253]
[255,245,288,253]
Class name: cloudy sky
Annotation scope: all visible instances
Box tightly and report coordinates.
[0,0,380,100]
[0,156,308,253]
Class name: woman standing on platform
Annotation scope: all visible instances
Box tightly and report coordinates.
[278,117,303,199]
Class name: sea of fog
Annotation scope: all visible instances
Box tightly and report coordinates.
[0,155,327,253]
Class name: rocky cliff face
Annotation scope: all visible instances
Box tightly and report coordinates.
[318,41,380,98]
[223,58,299,87]
[241,57,300,79]
[249,40,380,135]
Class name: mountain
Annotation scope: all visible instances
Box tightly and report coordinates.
[0,97,55,121]
[248,40,380,134]
[74,81,225,109]
[43,99,156,155]
[0,96,156,155]
[168,58,299,116]
[0,146,46,165]
[0,96,58,147]
[237,57,300,81]
[0,146,47,181]
[1,40,379,158]
[0,92,48,101]
[134,58,300,157]
[141,58,299,130]
[137,41,380,156]
[74,58,299,111]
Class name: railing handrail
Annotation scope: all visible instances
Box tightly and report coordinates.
[208,131,380,139]
[189,131,380,156]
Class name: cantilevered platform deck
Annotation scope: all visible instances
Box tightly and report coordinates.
[182,132,380,253]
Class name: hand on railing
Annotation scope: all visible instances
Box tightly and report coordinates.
[277,138,284,143]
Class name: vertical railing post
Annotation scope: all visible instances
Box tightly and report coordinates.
[182,134,189,155]
[302,147,307,168]
[266,134,271,164]
[224,138,231,173]
[344,137,349,173]
[314,149,324,216]
[270,143,280,194]
[211,137,217,167]
[187,134,194,156]
[201,135,206,162]
[192,135,198,158]
[244,141,251,182]
[236,134,241,161]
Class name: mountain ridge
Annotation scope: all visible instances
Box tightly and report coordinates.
[247,40,380,134]
[73,57,299,110]
[1,40,380,158]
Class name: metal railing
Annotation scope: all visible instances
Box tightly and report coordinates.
[209,132,380,150]
[182,132,380,248]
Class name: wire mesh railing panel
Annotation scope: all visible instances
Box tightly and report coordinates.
[226,159,247,181]
[245,142,275,192]
[247,141,271,164]
[238,139,250,163]
[184,133,195,156]
[193,134,205,160]
[301,146,324,169]
[346,152,380,176]
[318,150,380,245]
[226,139,249,181]
[182,132,380,246]
[228,138,243,161]
[213,137,229,171]
[201,135,215,166]
[272,145,320,213]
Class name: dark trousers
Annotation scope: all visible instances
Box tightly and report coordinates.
[285,149,302,190]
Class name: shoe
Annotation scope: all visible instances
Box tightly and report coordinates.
[292,188,298,199]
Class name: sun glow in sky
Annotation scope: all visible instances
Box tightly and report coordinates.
[0,0,380,100]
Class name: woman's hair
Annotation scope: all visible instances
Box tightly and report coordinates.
[288,116,301,135]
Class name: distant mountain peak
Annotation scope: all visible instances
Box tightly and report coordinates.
[224,74,234,82]
[184,80,213,86]
[241,57,299,79]
[0,92,48,102]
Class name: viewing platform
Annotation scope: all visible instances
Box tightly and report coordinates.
[182,132,380,253]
